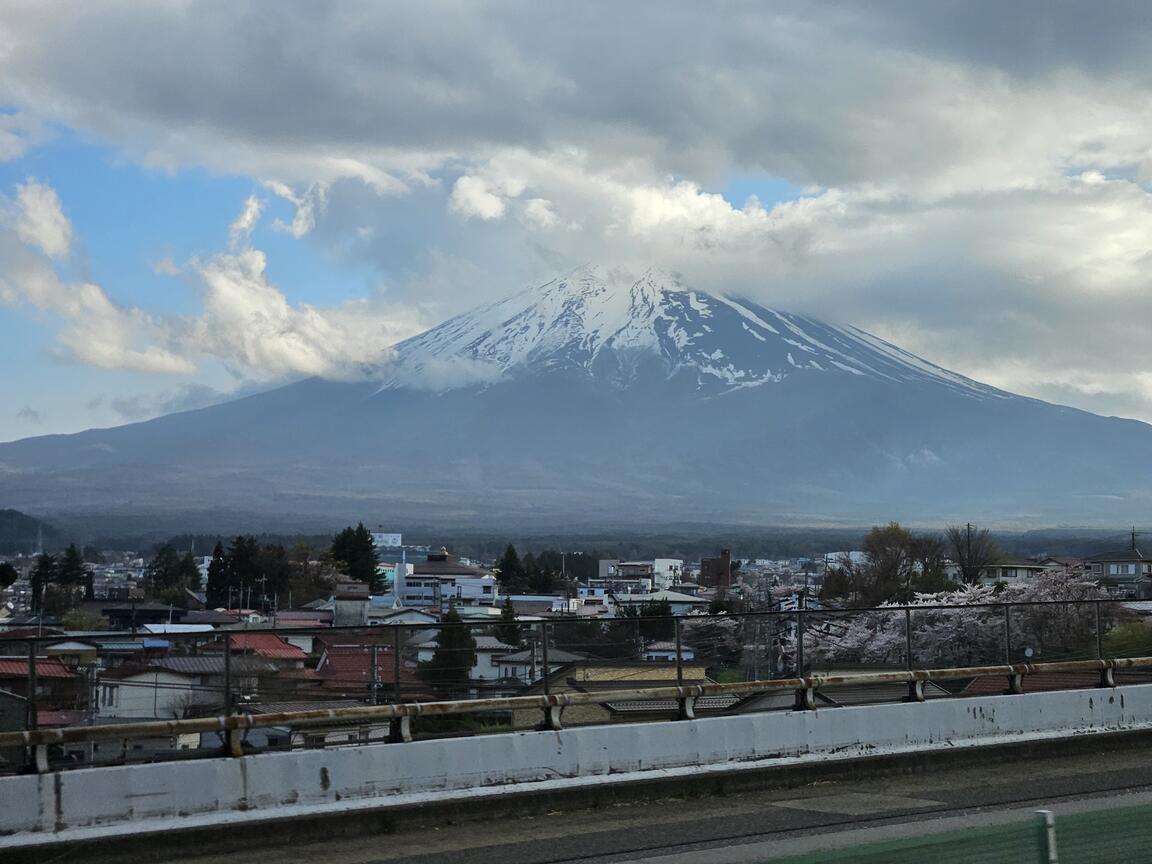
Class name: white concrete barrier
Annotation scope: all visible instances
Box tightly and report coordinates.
[2,684,1149,848]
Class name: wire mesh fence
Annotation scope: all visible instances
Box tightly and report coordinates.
[765,803,1152,864]
[764,818,1044,863]
[0,598,1146,771]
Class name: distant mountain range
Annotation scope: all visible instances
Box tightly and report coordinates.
[2,267,1151,531]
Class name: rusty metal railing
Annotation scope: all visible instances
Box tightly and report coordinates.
[3,655,1150,772]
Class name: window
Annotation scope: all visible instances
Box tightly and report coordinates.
[490,655,500,667]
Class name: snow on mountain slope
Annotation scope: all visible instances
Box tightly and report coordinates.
[378,266,1004,399]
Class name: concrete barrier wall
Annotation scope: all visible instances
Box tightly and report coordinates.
[2,684,1149,847]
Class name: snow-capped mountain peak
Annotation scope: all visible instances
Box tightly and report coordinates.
[378,266,1001,398]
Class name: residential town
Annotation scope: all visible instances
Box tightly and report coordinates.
[3,520,1152,772]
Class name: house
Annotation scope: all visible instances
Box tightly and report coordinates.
[182,609,241,627]
[141,655,277,707]
[411,635,520,682]
[97,666,210,720]
[100,602,188,630]
[401,549,499,608]
[978,559,1061,585]
[366,606,439,627]
[208,633,307,669]
[0,656,80,707]
[610,589,711,616]
[699,549,733,590]
[88,637,169,668]
[643,641,695,662]
[315,644,429,701]
[494,647,588,685]
[1085,544,1152,599]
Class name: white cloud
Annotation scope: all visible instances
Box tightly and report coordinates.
[13,179,72,259]
[449,175,507,220]
[0,112,45,162]
[264,180,326,238]
[1,187,426,380]
[228,194,263,250]
[5,5,1152,420]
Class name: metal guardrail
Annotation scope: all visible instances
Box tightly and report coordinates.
[3,655,1149,771]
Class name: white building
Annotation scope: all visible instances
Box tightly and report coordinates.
[400,549,499,608]
[412,635,520,682]
[97,669,207,720]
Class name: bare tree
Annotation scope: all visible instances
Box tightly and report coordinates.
[945,523,1003,584]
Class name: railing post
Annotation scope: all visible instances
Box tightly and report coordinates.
[904,607,924,702]
[26,641,38,732]
[1096,600,1104,660]
[393,626,402,702]
[1004,603,1013,665]
[223,633,233,715]
[541,621,551,697]
[795,606,805,678]
[904,607,913,670]
[674,617,684,686]
[370,644,380,706]
[1037,809,1059,863]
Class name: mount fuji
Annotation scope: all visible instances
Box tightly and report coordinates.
[3,267,1151,530]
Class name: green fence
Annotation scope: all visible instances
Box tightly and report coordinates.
[766,803,1152,863]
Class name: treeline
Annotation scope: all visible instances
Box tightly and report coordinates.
[0,509,64,555]
[492,544,598,593]
[822,522,1003,605]
[27,545,94,615]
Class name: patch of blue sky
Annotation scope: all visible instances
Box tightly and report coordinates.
[717,174,816,210]
[0,123,369,313]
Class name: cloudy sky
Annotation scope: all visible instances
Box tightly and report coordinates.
[3,1,1152,440]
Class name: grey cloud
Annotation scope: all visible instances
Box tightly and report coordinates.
[4,3,1149,188]
[16,406,43,424]
[3,2,1152,425]
[108,382,275,423]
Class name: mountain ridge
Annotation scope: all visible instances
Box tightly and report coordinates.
[1,267,1149,529]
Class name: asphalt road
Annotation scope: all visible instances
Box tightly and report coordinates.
[168,742,1152,864]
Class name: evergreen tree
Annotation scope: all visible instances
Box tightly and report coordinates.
[523,553,555,594]
[177,552,202,591]
[256,543,291,605]
[0,561,18,590]
[637,599,675,641]
[227,535,262,606]
[495,543,526,591]
[29,553,56,614]
[331,523,378,584]
[146,545,184,595]
[206,542,229,607]
[57,543,89,587]
[421,607,477,689]
[495,596,523,648]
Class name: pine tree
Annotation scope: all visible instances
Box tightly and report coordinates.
[0,561,17,590]
[331,522,378,584]
[206,542,229,607]
[178,552,202,591]
[495,543,526,591]
[57,543,89,587]
[30,553,57,614]
[421,607,477,689]
[146,545,183,595]
[495,596,523,648]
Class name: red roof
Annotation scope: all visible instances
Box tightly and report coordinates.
[38,709,85,727]
[215,633,307,661]
[0,657,77,679]
[963,670,1152,695]
[316,645,428,697]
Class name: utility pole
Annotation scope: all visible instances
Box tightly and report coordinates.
[966,522,973,583]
